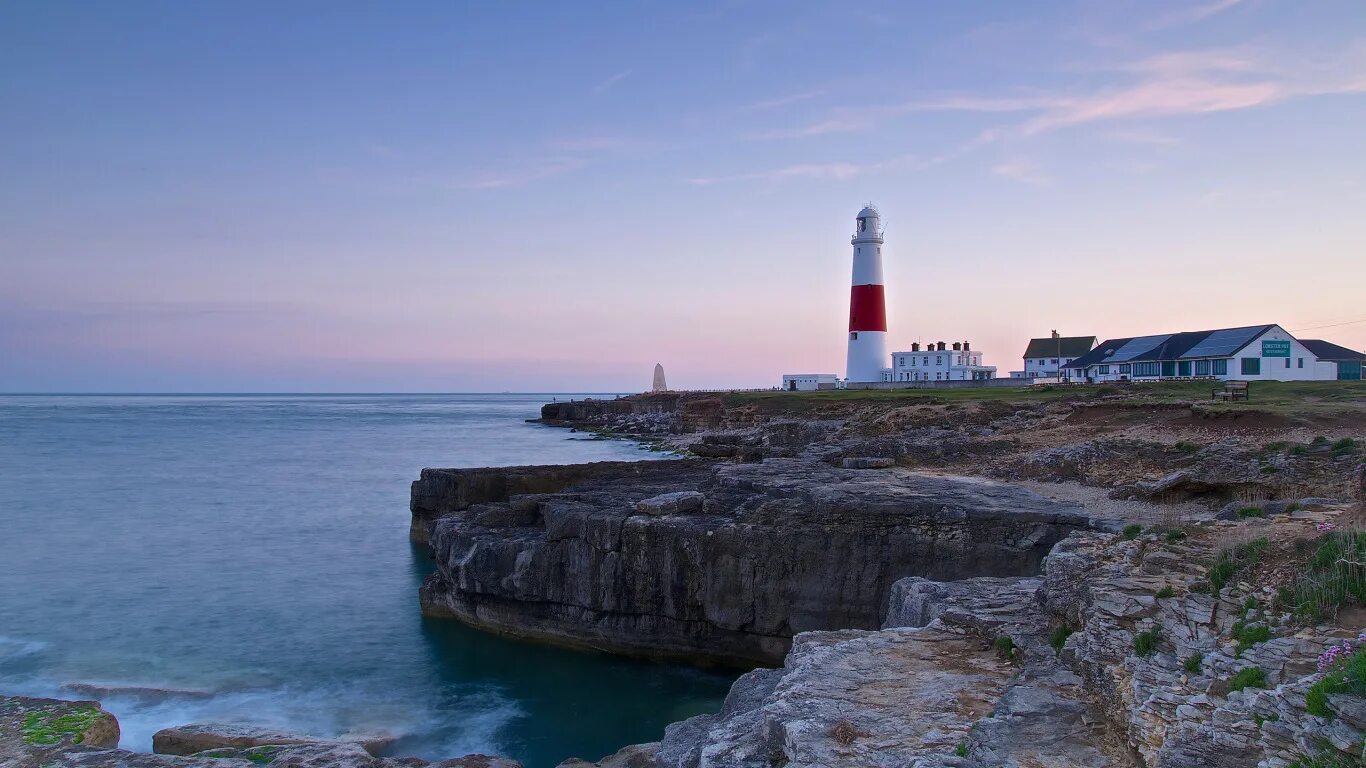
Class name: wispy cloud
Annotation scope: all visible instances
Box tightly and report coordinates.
[453,157,588,190]
[992,158,1051,186]
[1149,0,1245,30]
[686,153,955,186]
[745,90,826,111]
[747,116,872,140]
[592,69,632,94]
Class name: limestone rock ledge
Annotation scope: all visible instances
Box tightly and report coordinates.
[0,696,521,768]
[414,457,1101,666]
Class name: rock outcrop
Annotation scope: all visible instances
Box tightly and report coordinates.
[0,695,522,768]
[415,457,1103,665]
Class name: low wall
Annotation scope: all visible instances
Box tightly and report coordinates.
[845,378,1037,391]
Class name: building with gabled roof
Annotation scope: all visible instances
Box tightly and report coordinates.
[1010,331,1097,379]
[1062,324,1359,382]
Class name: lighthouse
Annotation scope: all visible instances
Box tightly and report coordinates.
[846,205,887,382]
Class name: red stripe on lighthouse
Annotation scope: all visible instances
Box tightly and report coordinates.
[848,284,887,332]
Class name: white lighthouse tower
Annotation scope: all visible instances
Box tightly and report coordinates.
[846,205,888,382]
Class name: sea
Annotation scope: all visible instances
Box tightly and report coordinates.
[0,394,734,767]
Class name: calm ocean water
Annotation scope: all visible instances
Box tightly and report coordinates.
[0,394,733,767]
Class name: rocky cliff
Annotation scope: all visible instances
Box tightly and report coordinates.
[415,457,1104,666]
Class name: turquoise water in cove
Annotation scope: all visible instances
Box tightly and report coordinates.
[0,394,734,766]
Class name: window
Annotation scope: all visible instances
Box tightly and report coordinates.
[938,356,945,366]
[1133,362,1161,377]
[898,357,905,366]
[1213,359,1228,375]
[1298,358,1304,369]
[1161,361,1176,377]
[1098,364,1110,375]
[1284,358,1290,368]
[1178,361,1191,377]
[936,372,942,380]
[923,357,929,365]
[1195,360,1210,376]
[850,332,858,340]
[1051,358,1058,365]
[1118,364,1131,375]
[1241,358,1261,375]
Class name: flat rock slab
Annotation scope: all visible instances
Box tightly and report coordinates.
[0,694,120,761]
[635,491,704,515]
[659,625,1016,767]
[841,457,895,469]
[153,722,394,756]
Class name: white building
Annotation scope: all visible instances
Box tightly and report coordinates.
[1009,331,1097,379]
[782,373,839,391]
[1063,324,1364,383]
[887,341,996,382]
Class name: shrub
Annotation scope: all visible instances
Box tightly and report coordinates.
[1049,625,1074,652]
[1184,652,1204,674]
[1228,666,1268,692]
[1134,628,1160,657]
[1122,524,1143,540]
[955,741,969,757]
[1174,441,1200,454]
[995,635,1017,660]
[1332,437,1359,453]
[1260,464,1279,474]
[1238,506,1267,518]
[1166,528,1187,542]
[1232,621,1272,657]
[1156,585,1175,599]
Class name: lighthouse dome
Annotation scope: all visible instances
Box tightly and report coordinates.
[857,205,879,219]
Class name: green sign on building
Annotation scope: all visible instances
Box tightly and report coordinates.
[1262,340,1292,357]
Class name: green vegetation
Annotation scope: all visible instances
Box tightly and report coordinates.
[1238,506,1267,518]
[1208,537,1269,592]
[1166,528,1187,542]
[1134,628,1161,657]
[1332,437,1360,454]
[1183,652,1204,674]
[955,741,969,757]
[1287,743,1365,768]
[720,380,1366,412]
[1254,712,1280,727]
[1173,441,1200,453]
[20,706,104,746]
[1049,625,1075,652]
[1231,620,1272,657]
[1306,645,1366,718]
[1122,524,1143,540]
[994,635,1017,660]
[1156,585,1175,599]
[1289,530,1366,621]
[1228,666,1268,693]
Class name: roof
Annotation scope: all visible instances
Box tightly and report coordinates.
[1063,324,1276,369]
[1300,339,1365,361]
[1023,336,1096,359]
[857,206,879,219]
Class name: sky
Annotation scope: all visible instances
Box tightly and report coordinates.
[1,0,1364,392]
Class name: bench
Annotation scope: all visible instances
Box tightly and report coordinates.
[1212,380,1250,402]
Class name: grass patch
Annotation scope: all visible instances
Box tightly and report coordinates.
[1238,506,1267,518]
[955,740,969,757]
[1232,620,1272,657]
[1332,437,1360,454]
[20,706,104,746]
[1122,524,1143,540]
[1290,530,1366,621]
[995,635,1017,661]
[1166,528,1187,542]
[1184,652,1204,674]
[1049,625,1075,652]
[1208,537,1269,592]
[1174,441,1200,453]
[1228,666,1268,693]
[1134,628,1160,657]
[1156,585,1175,599]
[1287,743,1365,768]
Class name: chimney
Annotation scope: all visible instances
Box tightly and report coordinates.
[964,341,971,351]
[952,342,962,351]
[911,342,919,352]
[1051,330,1060,339]
[937,341,946,351]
